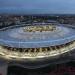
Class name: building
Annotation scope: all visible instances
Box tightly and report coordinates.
[0,21,75,75]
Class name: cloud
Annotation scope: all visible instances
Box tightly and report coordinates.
[0,0,75,14]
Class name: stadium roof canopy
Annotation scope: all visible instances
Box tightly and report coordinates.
[0,25,75,48]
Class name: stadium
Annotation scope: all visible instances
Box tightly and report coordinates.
[0,19,75,72]
[1,0,75,75]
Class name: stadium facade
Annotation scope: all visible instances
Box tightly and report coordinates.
[0,21,75,75]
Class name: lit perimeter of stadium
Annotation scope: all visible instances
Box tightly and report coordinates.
[0,21,75,74]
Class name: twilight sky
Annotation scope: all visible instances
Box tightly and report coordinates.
[0,0,75,14]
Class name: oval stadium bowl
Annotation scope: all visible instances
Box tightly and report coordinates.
[0,23,75,69]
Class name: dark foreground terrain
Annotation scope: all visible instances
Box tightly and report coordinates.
[8,61,75,75]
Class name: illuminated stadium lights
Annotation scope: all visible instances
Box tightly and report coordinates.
[0,23,75,68]
[0,40,75,60]
[23,25,56,32]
